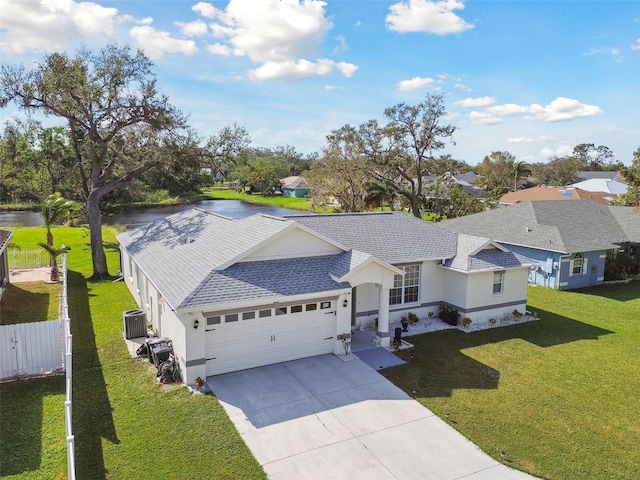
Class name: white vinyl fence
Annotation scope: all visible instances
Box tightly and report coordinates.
[8,249,48,269]
[60,254,76,480]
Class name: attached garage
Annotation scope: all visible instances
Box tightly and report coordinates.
[205,301,336,376]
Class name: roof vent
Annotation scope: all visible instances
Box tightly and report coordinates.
[525,227,532,232]
[185,236,195,244]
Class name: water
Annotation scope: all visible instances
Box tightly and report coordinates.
[0,200,302,228]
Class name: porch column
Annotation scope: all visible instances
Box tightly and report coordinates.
[376,286,390,347]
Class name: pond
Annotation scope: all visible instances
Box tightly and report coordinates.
[0,200,303,228]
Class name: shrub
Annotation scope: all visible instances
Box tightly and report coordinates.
[439,304,460,326]
[488,318,496,325]
[512,309,523,319]
[407,312,419,324]
[462,317,472,328]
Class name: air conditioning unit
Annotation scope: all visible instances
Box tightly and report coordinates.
[123,309,147,339]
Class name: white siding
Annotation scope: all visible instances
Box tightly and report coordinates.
[242,228,342,261]
[0,321,63,380]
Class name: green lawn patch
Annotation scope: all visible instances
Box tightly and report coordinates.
[2,226,265,479]
[382,283,640,480]
[1,282,61,325]
[201,187,335,212]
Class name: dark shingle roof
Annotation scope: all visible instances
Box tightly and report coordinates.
[182,254,352,307]
[287,212,458,263]
[441,201,633,254]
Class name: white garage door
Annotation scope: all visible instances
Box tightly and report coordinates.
[206,302,335,376]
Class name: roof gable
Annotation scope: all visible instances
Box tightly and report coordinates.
[441,201,629,254]
[288,211,458,263]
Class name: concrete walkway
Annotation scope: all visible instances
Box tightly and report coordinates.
[207,354,538,479]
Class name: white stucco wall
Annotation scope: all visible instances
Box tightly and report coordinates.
[242,227,341,261]
[441,267,529,324]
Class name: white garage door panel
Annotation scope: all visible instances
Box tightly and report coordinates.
[206,311,335,376]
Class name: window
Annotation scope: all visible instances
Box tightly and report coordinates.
[389,264,420,305]
[306,303,317,311]
[242,311,255,320]
[276,307,288,315]
[493,271,505,295]
[571,253,584,275]
[225,313,238,323]
[259,309,272,318]
[206,315,221,326]
[291,305,303,313]
[320,302,331,309]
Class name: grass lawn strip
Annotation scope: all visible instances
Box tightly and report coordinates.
[2,226,266,480]
[1,281,61,325]
[382,283,640,480]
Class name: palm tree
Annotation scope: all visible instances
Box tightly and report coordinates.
[38,243,70,282]
[40,192,80,247]
[365,180,399,211]
[511,161,531,192]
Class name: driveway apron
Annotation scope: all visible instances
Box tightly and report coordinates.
[207,354,537,480]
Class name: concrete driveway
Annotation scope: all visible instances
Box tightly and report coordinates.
[207,354,536,480]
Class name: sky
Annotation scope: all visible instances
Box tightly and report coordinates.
[1,0,639,166]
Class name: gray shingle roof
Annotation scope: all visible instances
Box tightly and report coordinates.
[441,201,632,254]
[0,230,13,253]
[287,212,458,263]
[608,206,640,241]
[182,254,351,307]
[116,208,295,308]
[443,234,532,272]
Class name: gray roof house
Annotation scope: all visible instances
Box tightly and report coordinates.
[441,200,640,290]
[118,210,531,384]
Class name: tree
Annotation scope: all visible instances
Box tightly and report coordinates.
[572,143,620,171]
[41,192,80,248]
[612,147,640,207]
[475,151,517,192]
[37,243,70,282]
[511,160,531,192]
[306,131,370,212]
[1,44,186,278]
[235,158,281,194]
[424,174,485,220]
[530,156,582,186]
[203,124,251,181]
[381,94,457,218]
[365,179,399,210]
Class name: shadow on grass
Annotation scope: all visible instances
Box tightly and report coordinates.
[0,376,64,476]
[388,312,613,398]
[571,280,640,302]
[0,283,50,325]
[68,270,119,480]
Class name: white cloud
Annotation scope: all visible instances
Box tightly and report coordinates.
[539,144,573,158]
[203,0,331,63]
[584,47,624,62]
[487,97,602,122]
[196,0,351,80]
[207,43,233,56]
[325,85,345,91]
[130,26,198,60]
[454,83,472,92]
[192,2,220,19]
[397,76,434,92]
[137,16,154,25]
[333,35,349,53]
[0,0,118,53]
[468,111,503,125]
[507,135,554,144]
[249,58,357,81]
[175,20,209,37]
[386,0,474,35]
[455,96,496,108]
[631,38,640,50]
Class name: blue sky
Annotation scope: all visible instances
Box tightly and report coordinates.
[1,0,639,165]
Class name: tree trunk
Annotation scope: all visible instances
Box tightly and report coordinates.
[87,189,109,278]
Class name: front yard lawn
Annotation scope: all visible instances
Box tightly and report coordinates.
[1,227,265,480]
[383,283,640,480]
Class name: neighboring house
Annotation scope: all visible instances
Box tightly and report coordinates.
[572,178,627,195]
[424,172,488,199]
[118,210,531,383]
[280,176,310,198]
[576,171,625,183]
[441,201,640,290]
[499,186,615,205]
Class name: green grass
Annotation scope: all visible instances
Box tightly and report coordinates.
[200,187,335,212]
[1,282,61,325]
[1,227,265,479]
[382,283,640,480]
